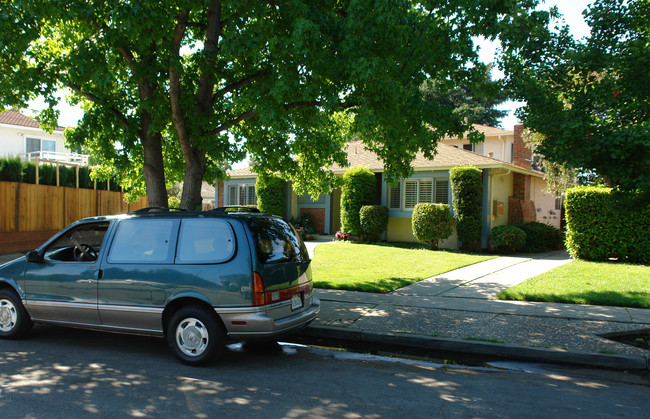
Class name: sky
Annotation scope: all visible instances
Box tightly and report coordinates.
[28,0,594,130]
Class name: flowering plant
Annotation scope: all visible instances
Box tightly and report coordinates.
[335,230,350,241]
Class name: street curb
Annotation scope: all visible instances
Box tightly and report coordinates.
[300,325,649,372]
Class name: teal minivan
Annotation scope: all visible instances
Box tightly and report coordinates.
[0,207,320,365]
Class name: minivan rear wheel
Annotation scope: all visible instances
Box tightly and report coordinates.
[0,289,33,339]
[167,306,225,365]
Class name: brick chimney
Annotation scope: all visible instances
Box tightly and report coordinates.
[512,124,532,170]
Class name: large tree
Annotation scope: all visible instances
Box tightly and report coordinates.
[421,64,509,127]
[501,0,650,192]
[2,0,544,209]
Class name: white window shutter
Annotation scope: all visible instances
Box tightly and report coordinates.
[404,180,418,209]
[435,179,450,204]
[418,179,433,204]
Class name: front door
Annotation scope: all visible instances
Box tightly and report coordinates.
[23,221,110,325]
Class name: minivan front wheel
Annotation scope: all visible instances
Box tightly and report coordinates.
[0,289,33,339]
[167,306,225,365]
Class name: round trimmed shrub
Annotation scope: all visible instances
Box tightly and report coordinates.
[412,203,454,249]
[489,225,526,253]
[359,205,388,242]
[255,173,286,216]
[340,167,376,235]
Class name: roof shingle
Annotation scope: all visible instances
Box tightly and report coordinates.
[0,110,64,131]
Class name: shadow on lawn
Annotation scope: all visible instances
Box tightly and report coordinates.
[314,277,415,294]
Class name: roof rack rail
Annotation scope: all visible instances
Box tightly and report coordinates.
[212,206,261,214]
[130,207,187,214]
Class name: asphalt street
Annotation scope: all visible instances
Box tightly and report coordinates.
[1,325,649,418]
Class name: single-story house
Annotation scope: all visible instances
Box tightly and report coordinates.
[218,124,562,249]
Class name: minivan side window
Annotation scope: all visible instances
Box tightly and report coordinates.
[176,219,236,264]
[108,219,177,263]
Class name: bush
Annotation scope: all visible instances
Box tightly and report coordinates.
[359,205,388,242]
[21,160,36,184]
[39,164,57,186]
[59,165,76,187]
[0,157,23,182]
[255,173,286,216]
[334,230,350,241]
[517,222,564,253]
[340,167,376,235]
[450,165,482,248]
[565,186,650,263]
[412,203,454,249]
[78,166,94,189]
[490,225,526,253]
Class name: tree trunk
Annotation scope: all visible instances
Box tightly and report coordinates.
[141,130,168,208]
[180,145,206,211]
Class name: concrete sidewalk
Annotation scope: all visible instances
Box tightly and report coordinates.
[303,241,650,371]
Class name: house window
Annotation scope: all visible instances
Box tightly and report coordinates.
[388,178,449,211]
[462,143,474,152]
[227,184,256,206]
[26,137,56,155]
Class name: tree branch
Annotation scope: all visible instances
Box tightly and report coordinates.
[212,70,269,103]
[67,83,130,131]
[170,9,192,155]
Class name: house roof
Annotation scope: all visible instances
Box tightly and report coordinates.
[228,139,541,178]
[330,139,540,176]
[0,110,65,131]
[462,124,513,138]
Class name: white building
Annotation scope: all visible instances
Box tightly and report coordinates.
[0,110,88,165]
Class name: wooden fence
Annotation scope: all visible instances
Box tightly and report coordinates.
[0,181,148,253]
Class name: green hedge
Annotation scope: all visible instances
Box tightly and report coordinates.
[340,167,376,235]
[490,225,526,253]
[450,165,482,247]
[517,222,564,253]
[359,205,388,242]
[0,157,119,190]
[255,173,286,216]
[412,203,454,249]
[565,186,650,263]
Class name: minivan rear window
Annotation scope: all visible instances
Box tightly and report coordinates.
[176,219,235,264]
[247,217,308,264]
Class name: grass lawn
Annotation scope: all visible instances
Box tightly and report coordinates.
[497,260,650,308]
[311,241,494,293]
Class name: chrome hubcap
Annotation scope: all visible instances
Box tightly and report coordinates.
[0,299,17,332]
[175,317,209,357]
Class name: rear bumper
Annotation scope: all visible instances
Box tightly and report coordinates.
[216,296,321,340]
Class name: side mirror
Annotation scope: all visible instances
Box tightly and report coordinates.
[26,251,41,263]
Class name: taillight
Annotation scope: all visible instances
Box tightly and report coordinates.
[253,272,265,306]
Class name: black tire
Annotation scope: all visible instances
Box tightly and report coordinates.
[166,306,226,366]
[0,289,33,339]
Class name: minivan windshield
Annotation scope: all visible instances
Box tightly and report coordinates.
[247,217,308,264]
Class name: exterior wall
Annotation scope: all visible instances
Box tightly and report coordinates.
[489,170,513,228]
[387,217,458,249]
[441,135,514,162]
[0,124,66,157]
[530,177,562,229]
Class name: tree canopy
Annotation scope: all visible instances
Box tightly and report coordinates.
[501,0,650,192]
[2,0,545,209]
[421,64,509,127]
